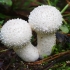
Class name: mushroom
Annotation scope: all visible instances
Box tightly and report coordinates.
[0,18,39,62]
[28,5,63,58]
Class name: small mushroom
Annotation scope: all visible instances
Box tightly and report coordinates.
[28,5,63,58]
[0,18,39,62]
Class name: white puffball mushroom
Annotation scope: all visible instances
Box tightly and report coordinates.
[0,18,39,62]
[28,5,63,58]
[28,5,63,33]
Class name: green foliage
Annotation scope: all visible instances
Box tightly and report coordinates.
[49,62,70,70]
[0,13,8,26]
[23,0,42,7]
[0,20,4,25]
[52,39,70,54]
[13,0,42,10]
[0,13,8,19]
[0,0,12,6]
[60,25,69,33]
[52,44,64,54]
[48,0,59,6]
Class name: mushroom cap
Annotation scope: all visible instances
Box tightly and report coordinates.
[28,5,63,33]
[0,18,32,48]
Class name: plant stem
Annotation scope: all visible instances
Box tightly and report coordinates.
[47,0,51,5]
[0,49,8,52]
[63,18,68,25]
[63,14,70,17]
[61,4,69,14]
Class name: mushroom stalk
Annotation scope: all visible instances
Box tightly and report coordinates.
[28,5,63,59]
[37,33,56,58]
[13,42,39,62]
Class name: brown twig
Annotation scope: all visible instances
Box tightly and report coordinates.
[22,50,70,70]
[25,50,70,65]
[66,0,70,6]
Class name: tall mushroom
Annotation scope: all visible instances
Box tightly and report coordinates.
[28,5,63,58]
[0,18,39,62]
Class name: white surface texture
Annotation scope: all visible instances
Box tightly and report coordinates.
[28,5,63,33]
[0,18,32,48]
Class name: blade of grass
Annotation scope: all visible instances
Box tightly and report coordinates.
[61,4,69,14]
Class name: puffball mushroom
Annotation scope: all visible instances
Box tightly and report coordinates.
[0,18,39,62]
[28,5,63,58]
